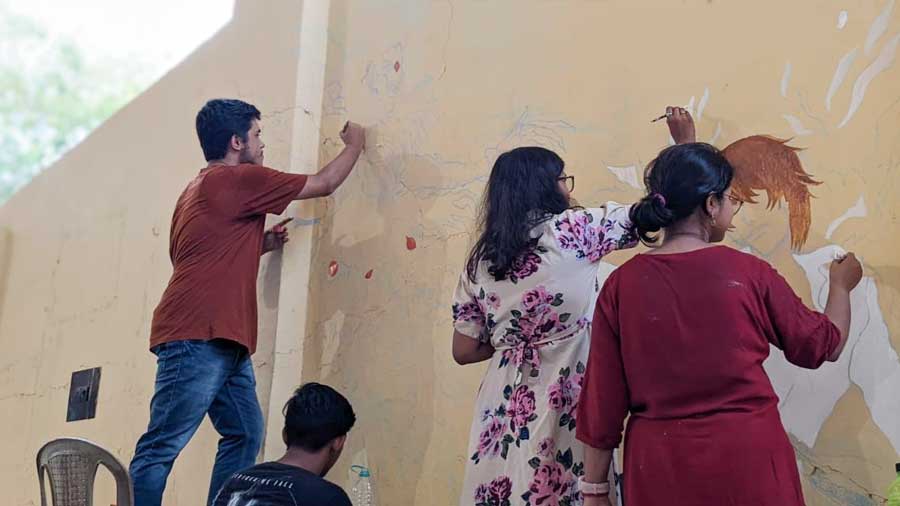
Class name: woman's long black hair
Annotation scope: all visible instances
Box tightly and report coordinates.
[466,147,571,282]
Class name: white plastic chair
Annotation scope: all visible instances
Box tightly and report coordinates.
[36,438,133,506]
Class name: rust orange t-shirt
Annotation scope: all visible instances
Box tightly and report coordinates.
[149,164,308,354]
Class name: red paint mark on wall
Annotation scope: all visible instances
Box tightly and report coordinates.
[328,260,339,277]
[364,269,374,279]
[394,61,401,72]
[406,236,417,250]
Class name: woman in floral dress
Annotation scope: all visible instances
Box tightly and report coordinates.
[451,109,694,506]
[451,144,641,506]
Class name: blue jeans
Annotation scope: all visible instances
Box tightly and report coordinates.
[129,339,264,506]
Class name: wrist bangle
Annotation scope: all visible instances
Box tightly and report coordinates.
[578,477,610,496]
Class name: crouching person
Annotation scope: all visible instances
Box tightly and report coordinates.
[213,383,356,506]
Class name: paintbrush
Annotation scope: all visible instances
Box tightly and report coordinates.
[650,112,673,123]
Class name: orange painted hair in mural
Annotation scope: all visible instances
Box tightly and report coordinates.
[722,135,821,250]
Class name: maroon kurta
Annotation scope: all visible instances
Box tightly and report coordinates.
[577,246,840,506]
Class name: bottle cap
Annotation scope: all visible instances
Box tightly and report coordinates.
[351,464,371,478]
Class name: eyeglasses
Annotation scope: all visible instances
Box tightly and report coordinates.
[725,192,744,214]
[557,175,575,192]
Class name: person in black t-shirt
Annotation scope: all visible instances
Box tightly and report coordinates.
[213,383,357,506]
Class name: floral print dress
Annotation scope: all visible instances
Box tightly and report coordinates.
[453,203,637,506]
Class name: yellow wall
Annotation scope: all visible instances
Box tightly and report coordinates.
[1,1,899,506]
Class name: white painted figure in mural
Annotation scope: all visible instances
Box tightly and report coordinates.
[718,129,900,455]
[758,0,900,456]
[764,239,900,455]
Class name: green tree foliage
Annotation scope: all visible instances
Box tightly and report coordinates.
[0,3,144,202]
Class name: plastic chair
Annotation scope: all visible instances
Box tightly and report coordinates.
[36,438,133,506]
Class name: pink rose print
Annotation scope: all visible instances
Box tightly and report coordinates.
[500,344,541,376]
[474,413,506,463]
[453,301,485,327]
[555,210,636,262]
[510,250,541,282]
[515,286,566,342]
[485,292,501,310]
[499,287,571,377]
[516,312,553,341]
[525,461,566,506]
[537,437,556,458]
[474,484,490,504]
[507,384,537,435]
[556,213,588,242]
[548,373,582,412]
[475,476,513,506]
[489,476,513,502]
[555,212,595,258]
[550,364,586,431]
[491,237,547,283]
[523,447,582,506]
[517,306,564,343]
[521,286,553,312]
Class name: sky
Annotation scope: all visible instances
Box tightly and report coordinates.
[0,0,235,197]
[7,0,234,77]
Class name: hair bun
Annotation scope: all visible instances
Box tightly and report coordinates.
[629,192,675,244]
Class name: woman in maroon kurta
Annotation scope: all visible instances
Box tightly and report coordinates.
[575,143,862,506]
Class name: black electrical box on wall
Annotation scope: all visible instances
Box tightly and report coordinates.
[66,367,101,422]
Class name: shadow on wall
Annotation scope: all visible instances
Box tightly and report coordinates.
[301,145,450,504]
[255,248,284,452]
[293,4,457,503]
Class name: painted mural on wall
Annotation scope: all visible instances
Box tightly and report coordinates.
[723,136,819,250]
[305,1,900,505]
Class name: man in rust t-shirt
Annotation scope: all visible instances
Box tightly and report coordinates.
[130,99,365,506]
[149,162,304,354]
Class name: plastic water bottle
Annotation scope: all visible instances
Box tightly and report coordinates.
[350,465,375,506]
[888,463,900,506]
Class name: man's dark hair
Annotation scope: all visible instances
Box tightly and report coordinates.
[283,383,356,452]
[195,99,261,161]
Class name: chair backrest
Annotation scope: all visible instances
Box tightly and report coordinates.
[36,438,133,506]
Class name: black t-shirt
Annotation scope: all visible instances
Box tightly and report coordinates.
[213,462,352,506]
